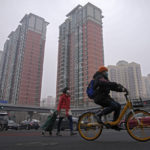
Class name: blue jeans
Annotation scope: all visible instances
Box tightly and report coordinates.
[57,116,73,132]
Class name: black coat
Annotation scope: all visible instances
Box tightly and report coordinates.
[93,71,123,99]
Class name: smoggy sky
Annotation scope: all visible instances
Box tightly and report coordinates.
[0,0,150,98]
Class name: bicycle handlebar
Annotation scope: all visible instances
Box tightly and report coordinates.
[124,91,129,100]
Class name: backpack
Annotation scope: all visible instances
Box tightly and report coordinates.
[86,80,96,99]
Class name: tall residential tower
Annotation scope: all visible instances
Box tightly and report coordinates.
[142,74,150,98]
[0,13,48,106]
[108,61,143,103]
[56,3,104,107]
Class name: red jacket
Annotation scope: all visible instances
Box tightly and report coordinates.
[57,94,70,115]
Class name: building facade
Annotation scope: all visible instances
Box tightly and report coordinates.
[0,51,3,62]
[142,74,150,98]
[0,13,48,106]
[108,61,143,103]
[56,3,104,108]
[40,96,56,108]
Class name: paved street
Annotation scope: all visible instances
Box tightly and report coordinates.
[0,129,150,150]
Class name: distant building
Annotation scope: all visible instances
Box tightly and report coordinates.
[142,77,147,98]
[41,96,56,108]
[56,3,104,108]
[108,61,143,103]
[142,74,150,98]
[0,13,49,106]
[0,51,3,71]
[0,51,3,61]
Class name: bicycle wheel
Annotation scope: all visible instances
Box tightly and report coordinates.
[78,112,103,141]
[126,110,150,142]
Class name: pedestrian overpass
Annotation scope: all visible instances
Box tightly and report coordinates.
[0,99,150,115]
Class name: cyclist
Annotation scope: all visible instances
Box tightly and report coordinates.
[93,66,128,130]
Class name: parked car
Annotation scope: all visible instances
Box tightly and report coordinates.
[6,120,19,130]
[19,120,30,130]
[0,112,8,131]
[30,119,40,130]
[54,117,78,131]
[19,119,40,130]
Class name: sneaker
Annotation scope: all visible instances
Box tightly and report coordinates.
[56,132,62,136]
[111,125,122,131]
[70,131,77,136]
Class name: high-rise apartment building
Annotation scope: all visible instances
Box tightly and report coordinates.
[108,61,143,103]
[0,51,3,62]
[56,3,104,107]
[40,96,56,108]
[142,74,150,98]
[0,13,48,106]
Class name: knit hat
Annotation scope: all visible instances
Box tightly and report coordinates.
[98,66,108,73]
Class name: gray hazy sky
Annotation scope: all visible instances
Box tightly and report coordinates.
[0,0,150,98]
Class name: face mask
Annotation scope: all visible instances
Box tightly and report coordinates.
[104,72,108,78]
[66,90,70,95]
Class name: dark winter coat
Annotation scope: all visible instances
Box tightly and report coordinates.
[93,71,123,101]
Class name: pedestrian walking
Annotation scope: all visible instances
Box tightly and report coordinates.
[56,87,76,136]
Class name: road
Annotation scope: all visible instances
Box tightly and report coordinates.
[0,129,150,150]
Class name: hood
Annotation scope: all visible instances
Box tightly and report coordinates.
[93,71,102,79]
[93,71,108,80]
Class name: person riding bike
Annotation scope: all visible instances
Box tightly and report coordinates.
[93,66,128,130]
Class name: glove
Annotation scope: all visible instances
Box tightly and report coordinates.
[122,87,128,93]
[117,84,128,93]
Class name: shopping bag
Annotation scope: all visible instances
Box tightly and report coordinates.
[42,110,57,132]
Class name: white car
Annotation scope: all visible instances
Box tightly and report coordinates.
[7,120,19,130]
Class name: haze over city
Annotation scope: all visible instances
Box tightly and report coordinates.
[0,0,150,99]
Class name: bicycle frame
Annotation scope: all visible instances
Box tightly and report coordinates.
[104,95,133,126]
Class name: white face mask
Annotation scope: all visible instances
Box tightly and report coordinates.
[66,90,70,95]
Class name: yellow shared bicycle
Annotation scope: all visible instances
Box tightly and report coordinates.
[78,92,150,142]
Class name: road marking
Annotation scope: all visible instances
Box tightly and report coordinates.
[0,132,41,136]
[16,142,58,146]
